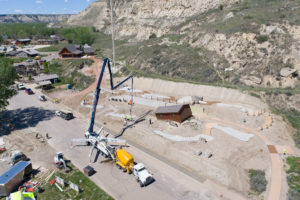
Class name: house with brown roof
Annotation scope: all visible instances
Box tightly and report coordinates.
[59,44,83,58]
[155,104,192,123]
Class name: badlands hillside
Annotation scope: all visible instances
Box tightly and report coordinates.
[66,0,300,117]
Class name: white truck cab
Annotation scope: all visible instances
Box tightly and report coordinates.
[133,163,154,187]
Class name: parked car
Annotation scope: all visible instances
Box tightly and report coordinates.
[39,95,47,101]
[56,110,74,120]
[55,110,62,117]
[25,88,34,95]
[61,112,74,120]
[17,83,25,90]
[11,152,27,165]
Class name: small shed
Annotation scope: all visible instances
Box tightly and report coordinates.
[155,104,192,123]
[0,161,32,197]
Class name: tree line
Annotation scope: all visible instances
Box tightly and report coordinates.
[0,57,17,110]
[0,23,97,45]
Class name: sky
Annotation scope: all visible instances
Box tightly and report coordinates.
[0,0,98,15]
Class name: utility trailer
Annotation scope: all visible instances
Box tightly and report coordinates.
[0,161,32,197]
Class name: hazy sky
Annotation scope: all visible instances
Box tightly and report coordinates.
[0,0,98,14]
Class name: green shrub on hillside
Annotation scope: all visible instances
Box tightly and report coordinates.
[149,33,157,39]
[249,169,267,194]
[287,157,300,200]
[256,35,269,43]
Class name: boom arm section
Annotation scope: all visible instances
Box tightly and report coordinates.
[88,58,133,135]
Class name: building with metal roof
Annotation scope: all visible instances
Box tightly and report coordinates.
[0,161,32,197]
[155,104,192,123]
[33,74,58,83]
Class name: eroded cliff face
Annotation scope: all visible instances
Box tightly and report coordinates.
[66,0,300,89]
[67,0,238,40]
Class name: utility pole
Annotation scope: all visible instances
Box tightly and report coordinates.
[110,0,116,69]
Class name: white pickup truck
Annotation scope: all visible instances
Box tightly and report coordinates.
[133,163,154,187]
[17,83,25,90]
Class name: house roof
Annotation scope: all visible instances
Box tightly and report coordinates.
[6,51,20,56]
[23,49,38,56]
[280,68,298,77]
[17,39,31,42]
[155,104,189,114]
[38,80,52,86]
[62,44,83,55]
[33,74,58,82]
[84,46,95,54]
[13,60,37,67]
[0,161,31,184]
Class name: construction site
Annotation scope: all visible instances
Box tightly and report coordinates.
[0,53,298,199]
[0,0,300,199]
[1,54,289,199]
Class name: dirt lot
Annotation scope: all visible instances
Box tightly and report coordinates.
[0,127,57,175]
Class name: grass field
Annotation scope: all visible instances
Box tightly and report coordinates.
[37,44,65,52]
[35,164,113,200]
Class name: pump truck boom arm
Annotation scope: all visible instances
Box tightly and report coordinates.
[88,58,133,135]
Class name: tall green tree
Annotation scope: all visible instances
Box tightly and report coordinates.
[0,58,17,110]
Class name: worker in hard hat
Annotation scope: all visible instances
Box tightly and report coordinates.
[283,148,287,155]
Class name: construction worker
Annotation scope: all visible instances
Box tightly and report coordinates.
[283,148,287,155]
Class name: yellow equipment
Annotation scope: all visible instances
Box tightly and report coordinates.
[115,149,134,173]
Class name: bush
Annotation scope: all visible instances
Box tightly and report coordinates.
[219,4,224,11]
[256,35,269,43]
[294,131,300,148]
[249,169,267,194]
[149,33,157,39]
[287,157,300,200]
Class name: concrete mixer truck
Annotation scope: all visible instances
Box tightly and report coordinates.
[115,149,154,187]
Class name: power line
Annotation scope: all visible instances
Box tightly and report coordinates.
[110,0,115,69]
